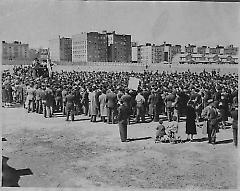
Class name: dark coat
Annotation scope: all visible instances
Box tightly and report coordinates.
[186,105,197,134]
[66,94,75,110]
[120,94,132,108]
[118,103,130,124]
[106,92,117,109]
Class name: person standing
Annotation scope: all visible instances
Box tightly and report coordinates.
[230,98,238,147]
[165,91,175,122]
[65,90,75,121]
[35,85,44,114]
[118,100,131,142]
[62,86,68,115]
[207,101,220,144]
[185,101,197,142]
[120,89,132,125]
[148,90,155,121]
[99,89,108,122]
[26,83,35,113]
[45,84,54,118]
[89,86,98,122]
[106,89,118,124]
[135,90,145,123]
[55,86,62,113]
[81,87,89,116]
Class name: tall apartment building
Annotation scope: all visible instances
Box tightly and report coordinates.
[107,31,131,62]
[170,44,181,61]
[132,42,174,64]
[49,36,72,62]
[224,45,238,55]
[131,44,139,63]
[72,32,108,62]
[154,45,165,63]
[197,46,207,55]
[184,44,197,54]
[138,43,155,65]
[2,41,29,60]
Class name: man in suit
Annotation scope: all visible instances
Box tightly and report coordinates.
[65,90,76,121]
[99,89,108,122]
[120,89,132,124]
[106,89,118,124]
[81,87,89,116]
[207,101,221,144]
[89,86,98,122]
[45,84,54,118]
[135,90,145,123]
[62,86,68,115]
[55,86,62,113]
[26,83,36,113]
[118,100,131,142]
[230,98,238,147]
[35,85,44,114]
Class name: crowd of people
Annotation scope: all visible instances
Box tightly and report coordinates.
[2,65,238,146]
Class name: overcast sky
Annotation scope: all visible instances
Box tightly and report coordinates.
[0,0,239,48]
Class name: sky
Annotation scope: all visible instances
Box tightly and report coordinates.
[0,0,239,49]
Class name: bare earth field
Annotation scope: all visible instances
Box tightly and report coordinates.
[1,107,239,189]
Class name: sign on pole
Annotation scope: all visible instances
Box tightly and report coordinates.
[128,77,140,90]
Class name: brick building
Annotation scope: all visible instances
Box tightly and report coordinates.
[49,36,72,62]
[72,32,108,62]
[2,41,29,60]
[107,31,131,62]
[224,45,238,55]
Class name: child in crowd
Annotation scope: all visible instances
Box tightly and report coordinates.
[166,116,182,143]
[155,119,166,143]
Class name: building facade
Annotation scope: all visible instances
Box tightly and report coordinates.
[138,43,155,65]
[72,32,108,62]
[49,36,72,62]
[2,41,29,60]
[224,45,238,55]
[107,31,131,62]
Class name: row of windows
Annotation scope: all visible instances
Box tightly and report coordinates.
[73,41,86,45]
[73,55,86,58]
[73,45,86,49]
[73,50,86,54]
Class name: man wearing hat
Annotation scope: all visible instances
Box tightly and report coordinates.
[205,101,220,144]
[135,89,145,123]
[118,100,131,142]
[65,89,76,121]
[106,88,118,124]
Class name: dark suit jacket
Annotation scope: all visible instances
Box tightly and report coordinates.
[106,92,117,108]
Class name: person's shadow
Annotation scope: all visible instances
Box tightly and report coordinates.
[127,137,152,142]
[2,156,33,187]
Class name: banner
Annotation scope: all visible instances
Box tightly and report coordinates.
[128,77,140,90]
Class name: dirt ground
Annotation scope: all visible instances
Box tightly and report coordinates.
[1,107,239,189]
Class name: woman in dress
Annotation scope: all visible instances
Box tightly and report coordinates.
[185,101,197,142]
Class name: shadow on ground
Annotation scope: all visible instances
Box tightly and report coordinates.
[127,137,152,142]
[215,139,233,145]
[2,156,33,187]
